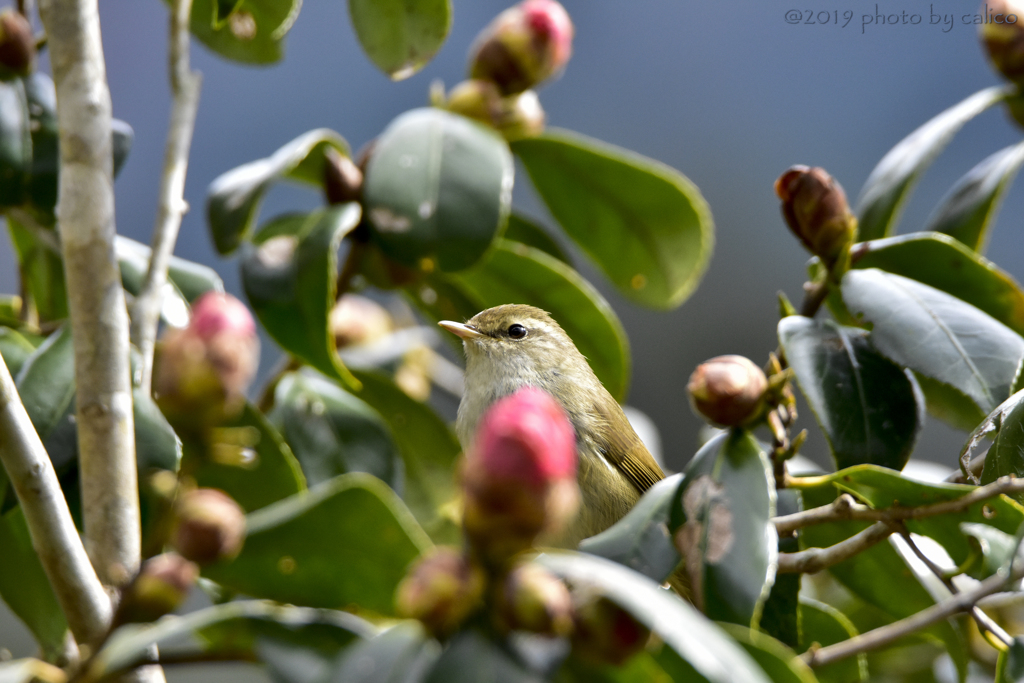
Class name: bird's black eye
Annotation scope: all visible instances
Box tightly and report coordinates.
[508,323,528,339]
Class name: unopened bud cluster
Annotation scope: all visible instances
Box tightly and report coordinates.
[117,553,198,625]
[688,355,768,427]
[444,80,546,141]
[395,547,486,638]
[774,165,857,266]
[155,292,260,430]
[170,488,246,565]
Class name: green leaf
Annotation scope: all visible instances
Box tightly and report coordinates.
[350,369,461,544]
[849,232,1024,336]
[7,218,67,322]
[241,205,362,391]
[450,239,631,401]
[348,0,451,80]
[132,388,181,474]
[914,372,986,432]
[203,473,431,614]
[188,0,300,64]
[1006,637,1024,682]
[558,651,675,683]
[363,108,514,272]
[425,629,540,683]
[111,119,133,178]
[116,236,224,303]
[329,621,438,683]
[579,474,682,583]
[960,387,1024,477]
[24,72,57,220]
[669,430,777,627]
[716,623,819,683]
[926,141,1024,251]
[185,402,306,512]
[512,130,713,309]
[959,522,1018,580]
[778,316,922,470]
[0,326,38,378]
[503,212,572,265]
[15,325,77,471]
[0,78,30,207]
[798,598,867,683]
[0,508,69,663]
[116,238,190,327]
[537,551,772,683]
[982,388,1024,487]
[759,490,802,649]
[207,129,349,254]
[842,268,1024,417]
[856,85,1009,240]
[269,369,401,490]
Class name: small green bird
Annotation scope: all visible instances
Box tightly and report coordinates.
[439,304,665,549]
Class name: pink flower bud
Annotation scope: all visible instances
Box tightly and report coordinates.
[468,0,574,95]
[171,488,246,565]
[190,291,257,340]
[117,553,198,624]
[395,547,485,638]
[687,355,768,427]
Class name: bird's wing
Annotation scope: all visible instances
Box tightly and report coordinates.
[593,398,665,493]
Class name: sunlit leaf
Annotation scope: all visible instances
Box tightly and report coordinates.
[348,0,451,80]
[188,0,301,64]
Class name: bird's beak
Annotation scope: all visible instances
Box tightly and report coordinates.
[439,320,485,340]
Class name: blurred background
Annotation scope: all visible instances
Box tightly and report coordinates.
[1,0,1022,669]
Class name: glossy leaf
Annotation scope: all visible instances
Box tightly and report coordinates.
[504,212,572,265]
[849,232,1024,336]
[0,508,68,663]
[348,0,451,80]
[982,388,1024,487]
[856,85,1009,240]
[716,623,819,683]
[926,141,1024,251]
[133,388,181,474]
[363,108,513,272]
[1006,637,1024,681]
[759,490,802,649]
[0,78,30,207]
[7,218,67,322]
[207,129,349,254]
[15,326,77,471]
[960,522,1018,580]
[269,369,402,490]
[425,629,540,683]
[778,316,922,470]
[579,474,682,582]
[241,205,362,390]
[0,326,38,378]
[798,598,867,683]
[669,430,777,627]
[537,551,772,683]
[204,473,431,614]
[24,72,57,219]
[327,621,438,683]
[960,388,1024,477]
[188,0,299,64]
[116,236,224,303]
[185,402,306,513]
[116,239,190,328]
[350,369,461,544]
[452,239,631,401]
[512,130,713,309]
[842,268,1024,417]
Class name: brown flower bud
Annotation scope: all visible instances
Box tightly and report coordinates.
[171,488,246,565]
[981,0,1024,86]
[570,586,650,666]
[468,0,574,95]
[688,355,768,427]
[495,561,573,636]
[323,148,363,205]
[445,80,546,141]
[329,294,392,349]
[395,547,485,638]
[117,553,198,624]
[775,166,857,265]
[0,11,34,78]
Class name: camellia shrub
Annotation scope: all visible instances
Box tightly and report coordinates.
[7,1,1024,683]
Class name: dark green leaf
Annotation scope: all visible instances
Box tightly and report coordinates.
[856,85,1009,240]
[133,388,181,474]
[116,236,224,304]
[504,212,572,265]
[186,402,306,512]
[348,0,451,80]
[1006,637,1024,682]
[716,623,819,683]
[849,232,1024,336]
[0,326,38,378]
[760,490,802,649]
[363,108,513,272]
[926,141,1024,251]
[350,369,461,544]
[982,387,1024,487]
[207,129,349,254]
[512,130,713,309]
[269,370,401,490]
[778,316,922,470]
[959,522,1018,580]
[451,239,631,401]
[960,387,1024,477]
[15,325,77,471]
[669,430,776,627]
[241,205,362,390]
[425,629,540,683]
[913,371,987,432]
[798,598,867,683]
[111,119,133,178]
[7,218,67,322]
[24,72,57,220]
[188,0,299,64]
[842,268,1024,417]
[537,551,772,683]
[0,508,69,662]
[558,651,674,683]
[579,474,682,582]
[204,473,431,614]
[0,78,30,207]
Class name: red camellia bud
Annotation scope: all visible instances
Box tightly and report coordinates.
[0,10,35,78]
[774,165,857,266]
[468,0,574,95]
[687,355,768,427]
[570,586,650,666]
[170,488,246,565]
[495,561,574,637]
[461,387,579,566]
[395,547,486,638]
[154,292,259,430]
[980,0,1024,86]
[117,553,198,624]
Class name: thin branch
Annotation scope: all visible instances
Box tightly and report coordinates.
[39,0,140,587]
[802,563,1024,668]
[777,521,897,574]
[130,0,202,393]
[0,350,111,644]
